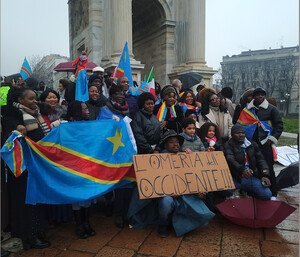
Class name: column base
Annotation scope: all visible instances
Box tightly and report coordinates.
[169,63,217,88]
[101,58,145,85]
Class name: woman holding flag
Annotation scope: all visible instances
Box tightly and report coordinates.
[3,87,51,250]
[153,85,184,134]
[178,90,201,115]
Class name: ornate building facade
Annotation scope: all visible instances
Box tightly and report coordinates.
[221,46,299,114]
[68,0,215,86]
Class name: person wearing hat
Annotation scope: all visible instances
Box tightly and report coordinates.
[156,130,213,237]
[153,85,184,134]
[88,73,106,98]
[92,66,104,76]
[92,66,109,98]
[232,87,254,124]
[224,124,272,200]
[237,88,283,199]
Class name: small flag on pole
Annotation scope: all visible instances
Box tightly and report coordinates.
[20,57,32,80]
[130,67,155,98]
[145,67,155,97]
[111,42,133,88]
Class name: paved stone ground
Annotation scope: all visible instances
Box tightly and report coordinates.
[2,164,299,257]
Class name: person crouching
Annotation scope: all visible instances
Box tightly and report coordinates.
[224,124,272,200]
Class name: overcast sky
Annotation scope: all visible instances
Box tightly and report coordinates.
[1,0,299,76]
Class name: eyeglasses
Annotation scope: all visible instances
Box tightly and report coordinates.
[210,97,221,102]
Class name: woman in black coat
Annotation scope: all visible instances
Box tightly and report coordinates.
[2,87,51,250]
[131,93,161,154]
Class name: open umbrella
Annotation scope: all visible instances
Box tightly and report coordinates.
[53,61,98,73]
[216,198,296,228]
[276,162,299,191]
[179,72,203,89]
[5,73,22,82]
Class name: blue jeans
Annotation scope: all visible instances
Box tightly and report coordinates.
[157,196,175,225]
[234,177,272,200]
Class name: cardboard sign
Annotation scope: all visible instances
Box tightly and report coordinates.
[133,151,235,199]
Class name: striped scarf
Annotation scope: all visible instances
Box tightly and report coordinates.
[14,102,51,136]
[156,102,177,121]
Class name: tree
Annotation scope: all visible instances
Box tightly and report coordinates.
[277,55,298,115]
[260,60,280,97]
[28,55,42,72]
[29,55,54,88]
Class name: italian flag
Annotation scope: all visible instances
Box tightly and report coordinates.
[146,67,155,98]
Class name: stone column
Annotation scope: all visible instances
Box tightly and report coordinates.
[101,0,144,84]
[186,0,206,64]
[110,0,133,58]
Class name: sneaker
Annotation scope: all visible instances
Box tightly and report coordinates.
[227,190,239,199]
[158,225,169,238]
[270,196,277,201]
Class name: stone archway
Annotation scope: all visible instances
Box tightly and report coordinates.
[132,0,175,85]
[68,0,215,86]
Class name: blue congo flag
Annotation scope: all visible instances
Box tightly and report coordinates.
[1,120,137,205]
[20,57,32,80]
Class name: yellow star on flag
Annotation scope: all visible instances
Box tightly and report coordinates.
[106,127,125,155]
[5,141,13,150]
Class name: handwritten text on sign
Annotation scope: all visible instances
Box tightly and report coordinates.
[133,151,235,199]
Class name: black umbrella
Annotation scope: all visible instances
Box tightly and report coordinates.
[5,73,22,82]
[276,162,299,191]
[179,72,203,89]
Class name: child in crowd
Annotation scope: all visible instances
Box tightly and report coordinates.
[180,118,206,153]
[198,122,223,151]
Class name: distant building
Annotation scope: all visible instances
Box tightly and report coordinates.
[221,46,299,114]
[33,54,69,90]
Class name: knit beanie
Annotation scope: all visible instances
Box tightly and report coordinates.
[231,124,245,136]
[161,86,176,100]
[252,87,266,97]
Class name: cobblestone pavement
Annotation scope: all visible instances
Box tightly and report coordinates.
[2,167,299,257]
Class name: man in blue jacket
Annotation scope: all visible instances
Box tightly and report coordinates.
[117,76,138,118]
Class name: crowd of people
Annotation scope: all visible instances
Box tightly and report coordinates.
[1,69,283,251]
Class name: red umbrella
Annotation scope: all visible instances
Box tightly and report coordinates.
[53,61,98,73]
[216,198,296,228]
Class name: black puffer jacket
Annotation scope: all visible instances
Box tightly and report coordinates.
[131,109,161,154]
[224,138,270,183]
